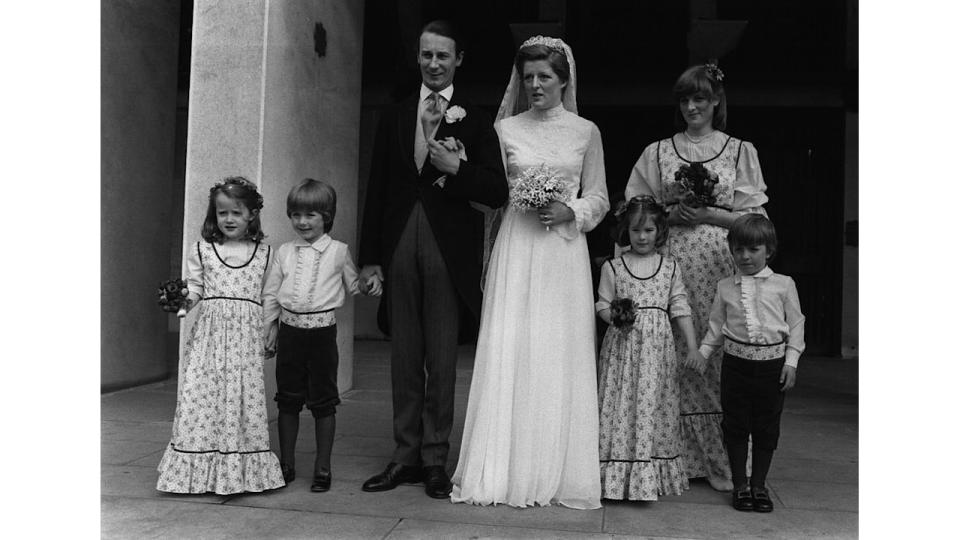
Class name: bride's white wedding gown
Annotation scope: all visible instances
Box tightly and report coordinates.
[451,104,609,509]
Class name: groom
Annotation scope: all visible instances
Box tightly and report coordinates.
[358,20,508,498]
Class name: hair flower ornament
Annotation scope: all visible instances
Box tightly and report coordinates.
[705,63,725,82]
[444,105,466,124]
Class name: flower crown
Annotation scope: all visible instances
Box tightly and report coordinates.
[211,176,264,211]
[704,63,725,82]
[521,35,567,55]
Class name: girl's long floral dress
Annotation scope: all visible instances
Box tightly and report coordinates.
[157,241,284,494]
[598,255,689,500]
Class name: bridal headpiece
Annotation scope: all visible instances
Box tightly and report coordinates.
[495,35,577,121]
[521,35,567,56]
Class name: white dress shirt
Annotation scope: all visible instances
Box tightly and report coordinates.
[262,234,360,324]
[699,266,806,367]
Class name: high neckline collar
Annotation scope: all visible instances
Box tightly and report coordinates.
[735,266,773,282]
[528,103,566,120]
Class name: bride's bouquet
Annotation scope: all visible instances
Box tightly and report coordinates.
[157,278,190,318]
[509,164,570,212]
[667,162,726,207]
[609,298,638,329]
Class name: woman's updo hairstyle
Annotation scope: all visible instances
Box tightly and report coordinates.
[515,43,570,85]
[672,64,727,131]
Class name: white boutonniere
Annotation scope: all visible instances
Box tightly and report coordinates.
[444,105,467,124]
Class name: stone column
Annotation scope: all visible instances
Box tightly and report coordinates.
[182,0,365,415]
[101,0,181,391]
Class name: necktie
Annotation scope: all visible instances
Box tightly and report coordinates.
[422,92,442,140]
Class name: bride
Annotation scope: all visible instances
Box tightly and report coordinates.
[450,36,608,509]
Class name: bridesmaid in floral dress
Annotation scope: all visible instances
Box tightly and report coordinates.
[157,177,285,494]
[624,65,768,491]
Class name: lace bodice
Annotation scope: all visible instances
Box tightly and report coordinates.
[496,105,609,239]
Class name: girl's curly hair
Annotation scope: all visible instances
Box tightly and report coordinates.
[201,176,266,243]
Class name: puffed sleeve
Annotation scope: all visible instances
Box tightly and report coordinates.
[185,242,204,297]
[667,260,692,319]
[732,141,769,215]
[595,259,617,313]
[558,123,610,240]
[341,246,361,296]
[261,244,284,324]
[624,141,662,202]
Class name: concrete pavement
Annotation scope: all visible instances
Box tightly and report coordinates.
[102,340,858,539]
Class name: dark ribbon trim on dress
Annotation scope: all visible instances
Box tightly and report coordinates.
[620,255,663,280]
[169,443,271,455]
[202,296,263,306]
[669,134,733,164]
[601,455,682,463]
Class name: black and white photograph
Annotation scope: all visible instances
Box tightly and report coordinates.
[9,0,948,537]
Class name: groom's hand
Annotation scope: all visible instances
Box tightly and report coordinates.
[359,265,384,296]
[427,138,461,175]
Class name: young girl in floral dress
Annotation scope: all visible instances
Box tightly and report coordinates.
[157,177,285,494]
[596,196,701,501]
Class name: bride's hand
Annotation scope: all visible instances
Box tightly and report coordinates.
[538,201,575,228]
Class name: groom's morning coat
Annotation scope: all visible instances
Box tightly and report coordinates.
[359,92,508,337]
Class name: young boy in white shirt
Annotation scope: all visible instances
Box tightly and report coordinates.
[691,213,805,513]
[263,179,378,492]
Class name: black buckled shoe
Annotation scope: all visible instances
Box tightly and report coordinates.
[311,468,332,493]
[361,462,424,492]
[732,485,754,512]
[424,466,452,499]
[751,486,774,513]
[281,464,296,485]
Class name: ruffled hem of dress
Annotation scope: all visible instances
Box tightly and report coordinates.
[600,458,689,501]
[450,487,601,510]
[156,445,285,495]
[680,413,730,479]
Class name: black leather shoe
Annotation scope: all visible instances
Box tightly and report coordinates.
[751,486,774,512]
[361,462,424,492]
[311,468,332,492]
[732,486,754,512]
[424,465,452,499]
[281,464,296,484]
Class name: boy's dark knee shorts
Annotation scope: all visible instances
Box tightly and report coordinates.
[720,353,786,452]
[275,323,340,418]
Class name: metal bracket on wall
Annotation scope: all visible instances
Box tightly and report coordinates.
[314,22,327,58]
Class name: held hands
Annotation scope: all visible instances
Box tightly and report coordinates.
[263,322,278,359]
[427,137,463,175]
[683,349,708,373]
[779,364,797,391]
[358,265,384,297]
[538,200,575,228]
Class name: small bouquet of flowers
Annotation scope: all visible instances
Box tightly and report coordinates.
[157,278,190,318]
[667,162,725,207]
[509,163,570,213]
[609,298,638,329]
